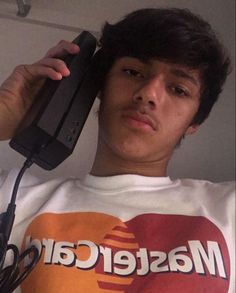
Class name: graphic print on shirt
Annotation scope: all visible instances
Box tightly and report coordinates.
[21,212,230,292]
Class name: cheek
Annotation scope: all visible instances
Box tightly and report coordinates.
[99,79,117,109]
[99,79,131,118]
[172,100,200,124]
[160,102,200,140]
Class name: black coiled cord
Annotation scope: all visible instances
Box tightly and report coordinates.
[0,158,40,292]
[0,245,39,292]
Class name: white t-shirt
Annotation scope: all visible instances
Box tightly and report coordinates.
[0,168,235,293]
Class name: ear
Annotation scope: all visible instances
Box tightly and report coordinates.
[185,124,200,135]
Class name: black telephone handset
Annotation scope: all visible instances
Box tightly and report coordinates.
[9,31,104,170]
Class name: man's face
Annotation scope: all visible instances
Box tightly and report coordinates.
[98,57,201,165]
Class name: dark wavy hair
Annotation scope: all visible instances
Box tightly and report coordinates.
[99,8,231,125]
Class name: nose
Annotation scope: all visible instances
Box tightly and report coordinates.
[132,77,164,109]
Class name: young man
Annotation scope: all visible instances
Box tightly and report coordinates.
[0,8,235,293]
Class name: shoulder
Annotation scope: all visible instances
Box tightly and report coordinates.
[173,178,235,212]
[177,177,235,196]
[0,168,81,212]
[176,178,235,218]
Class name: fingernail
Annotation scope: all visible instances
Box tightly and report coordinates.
[64,68,70,76]
[57,73,63,80]
[73,44,80,52]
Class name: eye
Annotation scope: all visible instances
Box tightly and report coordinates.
[123,68,144,79]
[169,85,189,97]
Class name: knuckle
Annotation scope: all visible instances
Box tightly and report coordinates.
[14,64,26,73]
[56,59,66,67]
[45,48,54,57]
[14,64,34,78]
[58,39,68,45]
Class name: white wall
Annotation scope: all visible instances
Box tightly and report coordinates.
[0,0,235,182]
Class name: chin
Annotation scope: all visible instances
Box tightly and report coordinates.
[112,141,156,163]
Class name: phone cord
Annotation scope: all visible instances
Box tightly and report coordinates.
[0,158,40,293]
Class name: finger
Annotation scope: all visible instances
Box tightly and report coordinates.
[36,58,70,77]
[22,64,64,81]
[45,40,80,58]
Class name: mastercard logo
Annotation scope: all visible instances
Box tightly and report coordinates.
[96,222,138,291]
[20,212,230,292]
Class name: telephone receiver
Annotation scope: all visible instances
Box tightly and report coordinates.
[9,31,106,170]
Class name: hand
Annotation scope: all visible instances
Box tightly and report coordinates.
[0,40,80,140]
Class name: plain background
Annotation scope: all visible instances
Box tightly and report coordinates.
[0,0,235,182]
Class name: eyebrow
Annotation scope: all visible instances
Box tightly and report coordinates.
[126,57,200,87]
[170,68,199,87]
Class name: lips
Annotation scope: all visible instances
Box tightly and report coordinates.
[122,109,157,131]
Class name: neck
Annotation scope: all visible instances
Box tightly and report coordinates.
[90,140,170,177]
